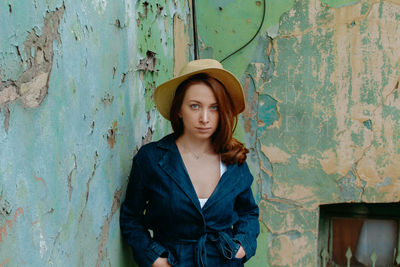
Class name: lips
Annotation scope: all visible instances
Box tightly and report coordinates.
[196,127,212,132]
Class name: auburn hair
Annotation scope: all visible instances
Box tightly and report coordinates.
[169,74,249,165]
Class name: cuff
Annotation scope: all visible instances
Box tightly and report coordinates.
[233,234,253,262]
[147,242,167,266]
[147,242,177,266]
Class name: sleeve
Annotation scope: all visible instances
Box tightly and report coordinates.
[232,162,260,262]
[119,151,168,267]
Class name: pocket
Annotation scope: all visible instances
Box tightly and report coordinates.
[231,257,244,266]
[212,231,240,259]
[233,254,245,261]
[232,244,245,261]
[230,239,245,265]
[167,251,177,266]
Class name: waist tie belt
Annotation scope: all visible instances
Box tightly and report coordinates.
[156,231,239,267]
[195,231,239,267]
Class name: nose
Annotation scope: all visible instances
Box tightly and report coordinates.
[200,109,209,124]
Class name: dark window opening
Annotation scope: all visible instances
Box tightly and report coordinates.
[318,203,400,267]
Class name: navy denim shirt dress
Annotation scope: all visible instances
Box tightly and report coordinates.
[120,134,260,267]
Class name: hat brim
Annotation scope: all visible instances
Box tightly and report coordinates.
[154,68,245,120]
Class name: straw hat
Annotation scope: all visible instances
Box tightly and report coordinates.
[154,59,245,120]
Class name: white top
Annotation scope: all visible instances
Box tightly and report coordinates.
[199,198,208,208]
[199,159,227,209]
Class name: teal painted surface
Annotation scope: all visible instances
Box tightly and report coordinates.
[196,0,400,266]
[3,0,400,265]
[0,0,191,266]
[321,0,360,8]
[196,1,296,266]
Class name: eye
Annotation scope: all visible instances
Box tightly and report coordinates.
[190,104,199,109]
[210,105,218,111]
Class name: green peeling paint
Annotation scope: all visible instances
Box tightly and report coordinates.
[321,0,360,8]
[197,0,400,265]
[3,0,400,266]
[0,0,191,266]
[196,0,295,77]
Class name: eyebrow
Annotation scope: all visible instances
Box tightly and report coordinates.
[187,100,218,105]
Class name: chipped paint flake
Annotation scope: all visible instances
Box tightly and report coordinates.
[0,5,64,130]
[107,121,118,149]
[96,188,122,267]
[261,144,291,164]
[268,234,314,266]
[0,85,18,104]
[137,51,157,72]
[319,149,338,175]
[297,154,314,169]
[19,72,49,108]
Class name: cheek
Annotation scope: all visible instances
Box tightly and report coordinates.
[213,113,219,124]
[181,111,195,126]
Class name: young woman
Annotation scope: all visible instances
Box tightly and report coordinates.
[120,59,259,267]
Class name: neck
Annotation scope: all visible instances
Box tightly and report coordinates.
[176,134,215,155]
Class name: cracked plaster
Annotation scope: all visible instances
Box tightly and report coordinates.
[0,0,191,266]
[197,0,400,266]
[0,5,64,132]
[2,0,400,265]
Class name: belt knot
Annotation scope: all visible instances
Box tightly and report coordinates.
[195,231,239,267]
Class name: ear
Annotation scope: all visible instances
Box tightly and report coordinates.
[178,111,182,118]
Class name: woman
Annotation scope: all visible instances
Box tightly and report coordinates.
[120,59,259,267]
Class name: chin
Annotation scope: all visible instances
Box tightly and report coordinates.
[193,131,215,140]
[195,133,213,140]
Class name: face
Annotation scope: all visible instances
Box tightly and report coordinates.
[178,82,219,141]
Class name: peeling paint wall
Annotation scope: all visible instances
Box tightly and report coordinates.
[0,0,192,266]
[3,0,399,265]
[196,0,400,266]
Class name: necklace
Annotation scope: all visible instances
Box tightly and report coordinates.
[184,146,202,159]
[177,141,209,160]
[190,151,201,160]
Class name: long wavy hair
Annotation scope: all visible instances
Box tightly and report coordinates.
[169,73,248,165]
